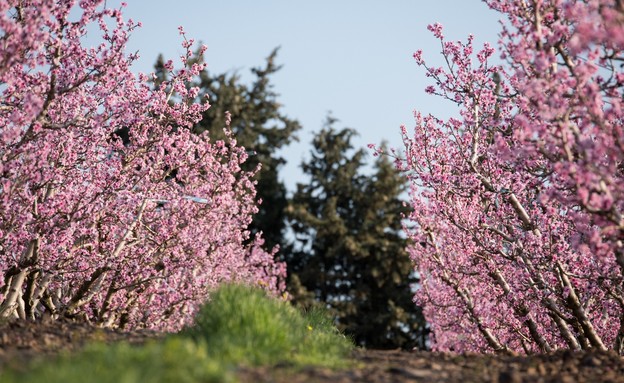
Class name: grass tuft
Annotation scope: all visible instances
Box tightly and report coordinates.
[184,283,353,368]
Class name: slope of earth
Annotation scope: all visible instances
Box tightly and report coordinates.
[0,320,623,383]
[240,348,624,383]
[0,318,161,373]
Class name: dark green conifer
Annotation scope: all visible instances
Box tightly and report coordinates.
[287,117,426,349]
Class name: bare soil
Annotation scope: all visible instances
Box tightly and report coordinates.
[0,319,623,382]
[239,348,624,383]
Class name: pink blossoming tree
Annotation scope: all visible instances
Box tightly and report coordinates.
[399,0,624,353]
[0,0,285,331]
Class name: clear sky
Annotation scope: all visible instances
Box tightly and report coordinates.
[110,1,501,191]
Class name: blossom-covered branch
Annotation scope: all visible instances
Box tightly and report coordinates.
[397,0,623,353]
[0,0,285,331]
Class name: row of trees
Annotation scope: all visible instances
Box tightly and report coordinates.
[398,0,624,354]
[0,0,285,332]
[0,0,425,348]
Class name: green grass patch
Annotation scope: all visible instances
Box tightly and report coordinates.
[1,337,231,383]
[184,284,353,368]
[2,284,353,382]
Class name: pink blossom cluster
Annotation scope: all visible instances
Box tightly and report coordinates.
[400,0,624,353]
[0,0,285,331]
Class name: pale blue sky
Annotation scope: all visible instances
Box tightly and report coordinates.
[111,1,501,190]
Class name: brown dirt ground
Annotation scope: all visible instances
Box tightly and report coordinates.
[0,319,623,382]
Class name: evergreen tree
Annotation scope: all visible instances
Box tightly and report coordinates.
[287,117,426,349]
[153,48,301,251]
